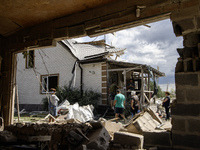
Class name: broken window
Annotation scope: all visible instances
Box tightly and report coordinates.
[25,50,34,68]
[41,74,59,93]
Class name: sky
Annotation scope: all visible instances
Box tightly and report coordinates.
[74,19,183,91]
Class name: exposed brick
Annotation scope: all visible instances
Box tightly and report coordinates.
[185,88,200,102]
[102,88,107,93]
[101,66,107,70]
[187,119,200,133]
[171,104,200,116]
[102,76,107,81]
[102,83,107,87]
[101,71,107,76]
[172,118,186,132]
[175,73,198,86]
[102,100,107,105]
[172,133,200,148]
[176,88,185,103]
[102,94,107,99]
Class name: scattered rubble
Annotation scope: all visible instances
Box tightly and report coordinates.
[0,103,172,149]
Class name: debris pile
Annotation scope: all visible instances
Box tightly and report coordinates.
[0,106,172,149]
[1,121,110,150]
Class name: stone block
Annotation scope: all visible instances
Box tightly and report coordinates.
[172,133,200,149]
[185,88,200,102]
[102,121,123,134]
[172,118,186,132]
[177,18,195,34]
[187,119,200,133]
[176,88,185,103]
[175,73,198,86]
[171,104,200,116]
[143,131,171,147]
[113,131,143,148]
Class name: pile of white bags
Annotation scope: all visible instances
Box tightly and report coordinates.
[57,100,94,122]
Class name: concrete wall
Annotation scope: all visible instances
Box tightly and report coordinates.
[82,62,102,104]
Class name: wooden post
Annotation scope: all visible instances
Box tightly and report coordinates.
[123,69,126,97]
[16,85,20,122]
[148,73,151,100]
[141,67,144,110]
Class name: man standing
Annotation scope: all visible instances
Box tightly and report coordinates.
[114,89,127,123]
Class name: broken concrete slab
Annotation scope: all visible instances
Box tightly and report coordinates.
[113,131,144,149]
[126,111,161,134]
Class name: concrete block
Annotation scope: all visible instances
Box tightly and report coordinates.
[172,133,200,149]
[85,122,110,150]
[143,131,171,147]
[85,18,100,30]
[183,60,193,72]
[171,104,200,116]
[175,73,198,86]
[185,88,200,102]
[172,118,186,132]
[187,119,200,133]
[113,131,143,148]
[176,18,195,34]
[183,33,200,48]
[176,88,186,103]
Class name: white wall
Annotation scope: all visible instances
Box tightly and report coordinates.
[81,62,102,105]
[17,43,80,105]
[82,63,102,93]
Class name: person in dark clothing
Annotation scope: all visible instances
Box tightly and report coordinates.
[130,91,140,117]
[162,91,170,120]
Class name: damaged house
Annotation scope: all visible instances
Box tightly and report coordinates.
[17,39,165,111]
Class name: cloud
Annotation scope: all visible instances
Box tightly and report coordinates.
[74,19,183,89]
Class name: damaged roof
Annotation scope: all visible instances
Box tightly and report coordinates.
[61,39,126,60]
[107,60,165,77]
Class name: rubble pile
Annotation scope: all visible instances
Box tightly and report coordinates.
[0,121,110,150]
[0,106,172,150]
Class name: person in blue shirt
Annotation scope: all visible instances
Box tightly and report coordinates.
[114,89,127,123]
[162,91,170,120]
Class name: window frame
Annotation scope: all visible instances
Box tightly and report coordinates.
[40,74,59,94]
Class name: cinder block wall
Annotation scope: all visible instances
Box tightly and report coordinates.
[172,34,200,149]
